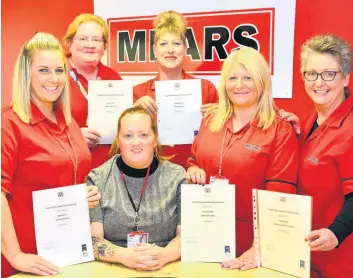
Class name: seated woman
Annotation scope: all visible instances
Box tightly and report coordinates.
[88,106,185,270]
[186,47,299,270]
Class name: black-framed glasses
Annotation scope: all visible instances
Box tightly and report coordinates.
[303,71,340,82]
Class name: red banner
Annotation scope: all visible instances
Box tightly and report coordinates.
[108,8,274,76]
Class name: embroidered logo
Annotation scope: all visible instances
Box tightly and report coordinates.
[244,143,261,152]
[307,156,319,165]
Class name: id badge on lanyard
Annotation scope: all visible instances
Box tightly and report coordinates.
[209,129,235,185]
[121,164,151,247]
[127,231,149,247]
[210,175,229,185]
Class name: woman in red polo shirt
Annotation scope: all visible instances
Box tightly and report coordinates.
[63,14,122,169]
[133,11,219,167]
[297,34,353,277]
[1,33,100,277]
[186,47,298,270]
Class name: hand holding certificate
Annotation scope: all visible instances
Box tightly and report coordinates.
[155,79,202,145]
[32,184,94,266]
[253,189,312,278]
[88,80,133,144]
[181,184,235,262]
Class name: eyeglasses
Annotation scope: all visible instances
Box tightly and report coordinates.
[303,71,340,82]
[73,36,104,46]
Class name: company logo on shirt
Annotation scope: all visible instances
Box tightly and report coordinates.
[244,143,261,152]
[108,8,273,75]
[307,156,319,165]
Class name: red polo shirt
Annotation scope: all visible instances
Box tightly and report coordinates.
[298,95,353,277]
[1,102,91,277]
[187,115,298,256]
[133,71,219,168]
[69,62,122,169]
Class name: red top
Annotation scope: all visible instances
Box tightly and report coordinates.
[187,115,298,256]
[133,71,219,168]
[1,102,91,277]
[69,62,122,169]
[298,95,353,277]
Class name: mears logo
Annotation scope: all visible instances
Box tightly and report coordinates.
[108,8,274,75]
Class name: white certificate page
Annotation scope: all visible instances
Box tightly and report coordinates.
[32,184,94,266]
[155,79,202,145]
[255,190,312,278]
[88,80,133,144]
[181,184,235,262]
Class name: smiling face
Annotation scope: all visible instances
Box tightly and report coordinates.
[118,113,158,169]
[69,21,105,69]
[30,50,66,109]
[303,52,350,108]
[153,32,187,73]
[225,62,259,110]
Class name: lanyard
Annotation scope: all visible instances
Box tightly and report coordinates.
[120,165,151,231]
[218,129,239,177]
[69,69,88,101]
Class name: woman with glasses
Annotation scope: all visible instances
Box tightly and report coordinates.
[64,14,122,169]
[1,32,100,277]
[133,11,219,167]
[297,34,353,277]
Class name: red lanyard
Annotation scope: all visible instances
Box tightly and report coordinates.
[218,129,238,177]
[120,165,151,231]
[218,123,250,176]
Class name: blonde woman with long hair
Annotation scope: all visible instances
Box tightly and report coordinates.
[1,32,100,277]
[186,47,298,270]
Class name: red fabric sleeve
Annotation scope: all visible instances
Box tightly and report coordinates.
[265,119,298,194]
[339,137,353,196]
[133,84,142,102]
[201,79,219,104]
[1,111,20,194]
[186,121,209,168]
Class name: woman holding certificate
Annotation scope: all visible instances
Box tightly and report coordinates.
[297,34,353,277]
[133,11,219,167]
[64,14,122,168]
[89,106,185,270]
[1,33,100,277]
[186,47,298,270]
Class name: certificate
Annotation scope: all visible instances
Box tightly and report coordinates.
[155,79,202,145]
[253,189,312,278]
[32,184,94,266]
[181,184,235,262]
[88,80,133,144]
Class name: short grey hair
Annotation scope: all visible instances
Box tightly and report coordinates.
[300,34,352,95]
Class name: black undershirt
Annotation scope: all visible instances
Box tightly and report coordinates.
[308,119,353,245]
[116,156,159,177]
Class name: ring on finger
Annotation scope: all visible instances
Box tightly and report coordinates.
[320,243,325,250]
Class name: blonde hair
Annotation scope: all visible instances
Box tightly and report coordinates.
[11,32,71,124]
[153,11,187,44]
[208,47,277,132]
[301,34,352,96]
[64,13,108,55]
[109,106,170,162]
